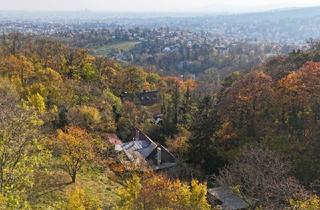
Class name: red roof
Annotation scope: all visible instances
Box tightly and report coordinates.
[107,133,123,145]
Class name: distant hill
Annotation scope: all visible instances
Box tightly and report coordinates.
[217,6,320,22]
[1,6,320,20]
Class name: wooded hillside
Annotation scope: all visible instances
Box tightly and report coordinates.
[0,34,320,209]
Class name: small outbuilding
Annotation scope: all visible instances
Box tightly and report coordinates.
[208,187,249,210]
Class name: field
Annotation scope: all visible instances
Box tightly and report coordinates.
[28,160,121,209]
[93,41,139,55]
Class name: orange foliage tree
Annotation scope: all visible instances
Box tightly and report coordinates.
[0,55,34,84]
[219,70,274,140]
[277,61,320,138]
[56,126,94,183]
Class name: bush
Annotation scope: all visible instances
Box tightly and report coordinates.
[68,105,102,130]
[66,186,102,210]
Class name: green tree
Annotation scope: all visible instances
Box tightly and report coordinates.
[161,82,183,135]
[189,96,222,173]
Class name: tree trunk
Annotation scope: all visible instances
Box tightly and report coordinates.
[71,172,77,183]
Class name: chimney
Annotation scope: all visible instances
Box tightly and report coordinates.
[157,147,162,167]
[135,129,139,141]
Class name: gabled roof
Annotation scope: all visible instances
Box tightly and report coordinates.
[118,128,176,170]
[208,187,249,210]
[121,140,157,160]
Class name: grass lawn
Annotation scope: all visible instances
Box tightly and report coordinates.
[29,162,121,209]
[93,41,139,55]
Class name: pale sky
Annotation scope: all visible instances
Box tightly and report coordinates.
[1,0,320,12]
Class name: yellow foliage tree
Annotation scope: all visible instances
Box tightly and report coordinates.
[114,174,210,210]
[190,180,211,209]
[166,127,191,157]
[26,92,46,113]
[290,195,320,210]
[0,55,34,84]
[115,175,142,210]
[68,106,102,130]
[66,186,102,210]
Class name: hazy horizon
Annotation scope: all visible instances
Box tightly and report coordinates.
[1,0,320,13]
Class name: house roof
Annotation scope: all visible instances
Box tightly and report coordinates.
[119,128,176,170]
[121,140,157,159]
[208,187,249,210]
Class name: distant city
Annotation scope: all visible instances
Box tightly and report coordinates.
[1,7,320,76]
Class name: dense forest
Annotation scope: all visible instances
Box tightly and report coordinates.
[0,33,320,209]
[118,39,286,76]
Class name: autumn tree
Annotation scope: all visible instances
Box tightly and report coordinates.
[118,67,149,93]
[68,105,102,131]
[0,80,50,207]
[66,186,102,210]
[56,126,94,183]
[277,61,320,138]
[166,127,191,158]
[3,32,23,55]
[115,175,142,210]
[0,55,34,85]
[117,101,141,140]
[290,195,320,210]
[82,62,98,80]
[215,144,305,208]
[218,70,274,140]
[220,71,241,90]
[115,174,210,210]
[25,92,46,113]
[26,67,63,107]
[102,89,122,114]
